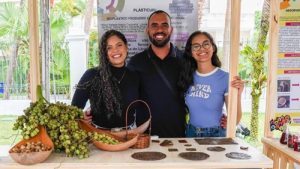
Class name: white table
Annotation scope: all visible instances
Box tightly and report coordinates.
[0,138,273,169]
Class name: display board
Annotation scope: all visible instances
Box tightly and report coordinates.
[97,0,198,56]
[276,0,300,126]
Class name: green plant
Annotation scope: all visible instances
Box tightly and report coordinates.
[13,86,90,158]
[88,30,99,68]
[49,1,84,94]
[240,44,268,142]
[56,0,86,17]
[0,1,92,98]
[239,0,270,143]
[0,2,29,99]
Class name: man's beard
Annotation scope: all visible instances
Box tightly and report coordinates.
[148,33,171,48]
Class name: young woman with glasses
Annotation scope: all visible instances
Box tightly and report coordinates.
[178,31,244,137]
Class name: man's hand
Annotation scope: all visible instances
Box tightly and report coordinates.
[220,114,227,128]
[83,108,92,123]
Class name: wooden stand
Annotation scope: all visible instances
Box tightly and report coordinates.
[262,137,300,169]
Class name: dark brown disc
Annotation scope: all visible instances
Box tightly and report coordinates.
[178,152,209,161]
[207,146,226,152]
[184,144,192,147]
[195,138,238,145]
[160,140,173,146]
[151,140,160,143]
[225,152,251,160]
[240,146,249,150]
[168,148,178,152]
[131,151,166,161]
[178,139,188,143]
[186,148,196,151]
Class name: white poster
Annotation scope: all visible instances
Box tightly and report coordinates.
[97,0,198,57]
[276,0,300,125]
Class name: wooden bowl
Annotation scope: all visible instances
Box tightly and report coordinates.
[93,133,138,152]
[9,126,53,165]
[79,120,138,151]
[78,119,149,139]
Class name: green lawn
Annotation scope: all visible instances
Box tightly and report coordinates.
[0,115,21,145]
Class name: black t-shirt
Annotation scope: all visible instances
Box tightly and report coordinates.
[71,66,140,128]
[127,44,186,138]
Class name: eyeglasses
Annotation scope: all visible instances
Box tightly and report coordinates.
[191,41,211,51]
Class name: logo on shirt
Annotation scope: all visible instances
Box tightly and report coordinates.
[188,84,211,98]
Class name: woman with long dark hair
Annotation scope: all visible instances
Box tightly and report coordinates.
[178,31,244,137]
[72,30,139,129]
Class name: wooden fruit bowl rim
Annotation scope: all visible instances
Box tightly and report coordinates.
[9,126,54,165]
[92,134,139,152]
[79,120,139,151]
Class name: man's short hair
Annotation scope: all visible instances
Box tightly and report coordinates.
[147,10,172,25]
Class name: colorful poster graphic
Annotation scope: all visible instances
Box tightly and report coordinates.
[97,0,198,57]
[276,0,300,126]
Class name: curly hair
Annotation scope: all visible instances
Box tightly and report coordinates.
[177,31,221,99]
[89,30,128,119]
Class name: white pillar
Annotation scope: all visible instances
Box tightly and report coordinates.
[65,29,88,98]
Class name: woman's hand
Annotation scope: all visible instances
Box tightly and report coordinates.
[231,76,245,96]
[220,114,227,128]
[83,108,92,123]
[230,76,244,124]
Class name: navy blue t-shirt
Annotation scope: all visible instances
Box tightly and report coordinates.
[128,44,186,138]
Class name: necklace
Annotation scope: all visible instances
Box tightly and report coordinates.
[117,69,127,84]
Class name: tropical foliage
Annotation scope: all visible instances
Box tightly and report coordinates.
[0,0,87,98]
[240,0,270,142]
[0,1,28,99]
[88,30,99,68]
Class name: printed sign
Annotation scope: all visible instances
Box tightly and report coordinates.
[97,0,198,57]
[276,0,300,126]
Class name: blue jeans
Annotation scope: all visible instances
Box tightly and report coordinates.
[186,123,226,137]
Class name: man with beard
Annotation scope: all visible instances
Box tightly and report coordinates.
[128,10,186,138]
